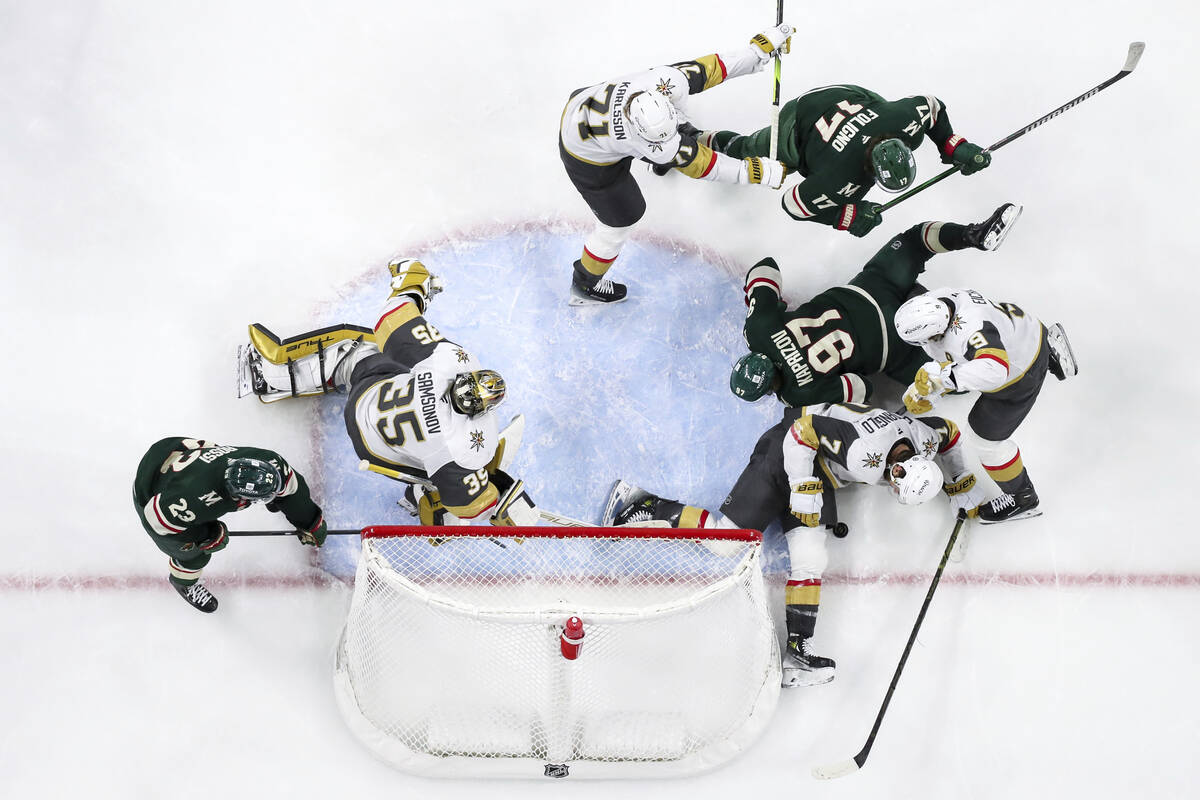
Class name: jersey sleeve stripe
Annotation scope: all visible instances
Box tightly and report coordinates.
[974,351,1010,369]
[697,149,718,178]
[582,246,617,265]
[790,420,818,450]
[939,428,961,452]
[786,187,815,218]
[146,496,186,536]
[278,466,298,497]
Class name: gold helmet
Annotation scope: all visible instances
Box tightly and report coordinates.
[449,369,506,417]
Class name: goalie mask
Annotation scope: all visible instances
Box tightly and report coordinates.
[224,458,283,503]
[449,369,507,417]
[869,137,917,193]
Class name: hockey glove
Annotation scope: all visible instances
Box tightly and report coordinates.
[296,514,327,547]
[199,522,229,553]
[903,383,936,415]
[789,479,823,527]
[943,136,991,175]
[490,477,538,527]
[746,157,787,189]
[914,360,956,396]
[944,473,988,518]
[838,203,883,238]
[387,258,444,312]
[750,23,793,64]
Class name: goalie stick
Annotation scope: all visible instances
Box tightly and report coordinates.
[879,41,1146,212]
[812,511,968,780]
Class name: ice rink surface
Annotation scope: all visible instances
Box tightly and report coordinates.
[3,1,1198,797]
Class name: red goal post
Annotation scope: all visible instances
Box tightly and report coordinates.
[334,524,781,779]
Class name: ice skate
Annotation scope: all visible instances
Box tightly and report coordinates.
[977,488,1042,524]
[781,635,835,687]
[570,260,628,306]
[964,203,1023,251]
[174,581,218,613]
[1045,322,1078,380]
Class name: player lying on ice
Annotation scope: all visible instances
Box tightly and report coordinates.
[895,284,1077,524]
[701,84,993,237]
[601,401,988,688]
[237,258,537,529]
[729,204,1023,408]
[559,23,794,305]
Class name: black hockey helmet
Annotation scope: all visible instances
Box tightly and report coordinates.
[224,458,283,502]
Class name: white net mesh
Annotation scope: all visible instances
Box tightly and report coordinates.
[334,526,780,779]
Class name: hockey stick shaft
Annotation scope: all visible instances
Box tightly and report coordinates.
[358,459,590,528]
[227,529,360,537]
[878,42,1145,213]
[813,511,968,780]
[768,0,784,160]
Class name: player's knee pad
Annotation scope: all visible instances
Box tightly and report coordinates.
[584,221,634,261]
[975,437,1019,469]
[238,323,378,403]
[784,525,829,581]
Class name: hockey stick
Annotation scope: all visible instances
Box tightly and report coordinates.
[768,0,784,160]
[878,41,1145,213]
[358,459,591,528]
[812,510,968,780]
[227,529,361,537]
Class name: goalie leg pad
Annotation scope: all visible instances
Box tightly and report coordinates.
[238,323,378,402]
[490,479,538,527]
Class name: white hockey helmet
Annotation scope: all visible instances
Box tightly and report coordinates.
[887,455,943,506]
[894,295,951,345]
[625,91,680,145]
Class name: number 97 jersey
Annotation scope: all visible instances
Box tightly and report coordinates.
[345,340,501,521]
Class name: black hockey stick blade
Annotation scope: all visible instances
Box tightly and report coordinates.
[880,41,1145,213]
[227,529,362,537]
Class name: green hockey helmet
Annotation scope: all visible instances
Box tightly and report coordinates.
[450,369,507,417]
[730,353,778,401]
[224,458,283,503]
[869,138,917,193]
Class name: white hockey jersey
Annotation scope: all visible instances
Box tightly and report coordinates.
[781,403,969,490]
[920,287,1045,393]
[559,48,765,182]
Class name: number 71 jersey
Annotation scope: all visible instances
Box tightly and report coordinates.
[347,341,499,488]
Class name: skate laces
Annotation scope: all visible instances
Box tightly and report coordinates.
[188,583,214,604]
[593,277,620,296]
[989,493,1017,511]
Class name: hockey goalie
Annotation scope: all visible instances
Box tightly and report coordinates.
[236,258,536,528]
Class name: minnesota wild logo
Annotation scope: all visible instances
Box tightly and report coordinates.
[862,451,883,469]
[454,348,469,363]
[655,77,675,96]
[469,430,486,451]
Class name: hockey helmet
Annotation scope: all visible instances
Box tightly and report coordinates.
[450,369,507,417]
[730,353,778,402]
[224,458,283,503]
[887,455,943,505]
[894,295,951,344]
[624,91,681,146]
[869,138,917,193]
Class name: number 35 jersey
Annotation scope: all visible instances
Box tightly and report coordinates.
[344,297,500,520]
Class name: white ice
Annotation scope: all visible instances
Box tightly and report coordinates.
[2,1,1197,798]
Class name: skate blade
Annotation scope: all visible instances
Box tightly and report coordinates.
[781,668,835,688]
[1046,323,1078,379]
[569,285,628,306]
[984,204,1024,251]
[600,479,635,526]
[978,507,1043,525]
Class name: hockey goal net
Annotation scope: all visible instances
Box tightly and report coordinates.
[333,525,780,779]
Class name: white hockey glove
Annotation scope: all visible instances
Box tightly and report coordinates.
[387,258,444,312]
[746,157,787,189]
[490,477,538,527]
[902,383,937,415]
[749,23,793,65]
[915,360,956,396]
[944,473,988,518]
[789,478,823,527]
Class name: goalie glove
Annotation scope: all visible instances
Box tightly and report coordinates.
[490,477,538,527]
[749,23,793,65]
[789,478,823,527]
[943,473,988,518]
[386,258,444,313]
[296,513,327,547]
[746,157,787,189]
